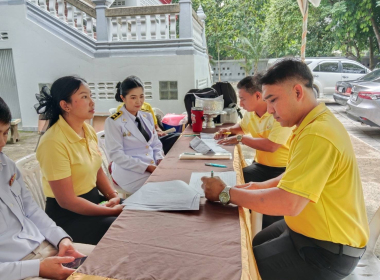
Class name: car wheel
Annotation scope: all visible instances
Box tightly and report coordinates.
[313,85,319,98]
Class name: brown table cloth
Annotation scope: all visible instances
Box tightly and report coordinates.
[69,125,260,280]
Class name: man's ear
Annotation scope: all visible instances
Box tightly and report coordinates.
[255,91,262,100]
[293,84,304,101]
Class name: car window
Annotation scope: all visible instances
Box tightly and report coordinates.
[312,64,320,72]
[342,63,366,74]
[359,69,380,81]
[319,62,339,73]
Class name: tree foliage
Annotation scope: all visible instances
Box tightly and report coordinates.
[174,0,379,64]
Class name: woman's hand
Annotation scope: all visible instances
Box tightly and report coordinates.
[156,159,163,165]
[105,196,121,207]
[110,204,124,216]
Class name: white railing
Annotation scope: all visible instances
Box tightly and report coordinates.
[192,10,203,46]
[29,0,96,39]
[26,0,207,53]
[106,5,179,41]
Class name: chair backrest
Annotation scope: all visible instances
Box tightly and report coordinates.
[96,130,111,179]
[368,204,380,252]
[15,154,46,210]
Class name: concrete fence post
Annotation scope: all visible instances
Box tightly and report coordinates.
[93,0,113,42]
[179,0,193,39]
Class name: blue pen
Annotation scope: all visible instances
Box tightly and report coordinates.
[205,163,227,168]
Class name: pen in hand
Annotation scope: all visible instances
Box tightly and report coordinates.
[211,170,214,178]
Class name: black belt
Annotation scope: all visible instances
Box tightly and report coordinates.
[288,227,366,258]
[313,239,366,258]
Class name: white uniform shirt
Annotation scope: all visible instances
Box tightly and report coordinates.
[0,152,69,280]
[104,106,164,193]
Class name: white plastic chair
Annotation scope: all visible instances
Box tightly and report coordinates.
[345,206,380,279]
[15,154,46,210]
[109,108,117,115]
[96,130,130,198]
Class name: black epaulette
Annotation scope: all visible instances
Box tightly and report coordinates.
[110,111,122,120]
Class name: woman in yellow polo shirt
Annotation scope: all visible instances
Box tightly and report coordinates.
[35,76,123,245]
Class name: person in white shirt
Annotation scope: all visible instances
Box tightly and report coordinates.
[0,97,94,280]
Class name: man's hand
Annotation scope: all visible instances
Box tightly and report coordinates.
[234,182,262,190]
[58,238,85,258]
[201,176,227,202]
[217,136,239,146]
[214,128,231,140]
[39,256,76,280]
[146,165,157,173]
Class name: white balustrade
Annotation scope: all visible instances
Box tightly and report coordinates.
[111,17,120,41]
[49,0,57,16]
[192,16,203,46]
[57,0,66,21]
[169,14,176,39]
[66,3,75,27]
[76,9,85,33]
[120,17,128,41]
[27,1,200,45]
[39,0,47,11]
[86,15,94,38]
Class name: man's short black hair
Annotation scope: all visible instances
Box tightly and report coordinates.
[261,58,313,89]
[237,73,263,95]
[0,97,12,125]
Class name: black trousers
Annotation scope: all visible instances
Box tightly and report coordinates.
[45,188,117,245]
[253,220,360,280]
[243,162,285,228]
[159,133,180,154]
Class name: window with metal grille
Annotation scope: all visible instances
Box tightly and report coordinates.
[159,81,178,100]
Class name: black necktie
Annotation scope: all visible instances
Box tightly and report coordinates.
[135,117,150,142]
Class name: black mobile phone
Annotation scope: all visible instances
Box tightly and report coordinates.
[62,256,88,269]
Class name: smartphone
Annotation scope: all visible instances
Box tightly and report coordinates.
[62,256,88,269]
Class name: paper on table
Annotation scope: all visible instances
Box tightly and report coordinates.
[189,171,237,197]
[122,180,200,211]
[200,132,215,139]
[190,137,229,154]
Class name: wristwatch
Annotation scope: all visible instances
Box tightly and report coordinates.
[219,186,231,205]
[236,135,243,143]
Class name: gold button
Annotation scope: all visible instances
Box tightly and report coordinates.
[151,160,154,164]
[122,118,126,121]
[146,146,149,149]
[146,153,149,156]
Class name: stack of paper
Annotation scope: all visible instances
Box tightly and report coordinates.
[200,132,215,139]
[189,171,237,197]
[190,137,229,154]
[122,180,200,211]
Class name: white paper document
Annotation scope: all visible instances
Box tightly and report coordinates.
[189,171,237,197]
[190,137,229,154]
[200,132,215,139]
[122,180,200,211]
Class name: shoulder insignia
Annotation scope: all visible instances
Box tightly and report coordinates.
[143,114,147,118]
[110,111,122,121]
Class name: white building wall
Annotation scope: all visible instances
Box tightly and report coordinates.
[0,3,208,130]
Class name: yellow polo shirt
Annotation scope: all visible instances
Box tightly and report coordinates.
[36,115,102,198]
[240,112,292,167]
[279,103,369,248]
[117,102,157,126]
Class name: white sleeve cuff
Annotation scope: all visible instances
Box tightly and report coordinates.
[20,259,40,279]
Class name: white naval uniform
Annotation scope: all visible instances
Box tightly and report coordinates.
[104,105,164,193]
[0,152,70,280]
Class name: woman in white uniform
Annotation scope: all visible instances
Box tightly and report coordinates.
[104,76,164,193]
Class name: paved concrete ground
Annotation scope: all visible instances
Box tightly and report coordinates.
[3,101,380,258]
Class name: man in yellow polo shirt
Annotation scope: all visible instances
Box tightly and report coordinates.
[215,74,293,228]
[202,59,369,280]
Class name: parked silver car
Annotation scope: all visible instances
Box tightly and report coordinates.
[346,82,380,127]
[307,58,370,98]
